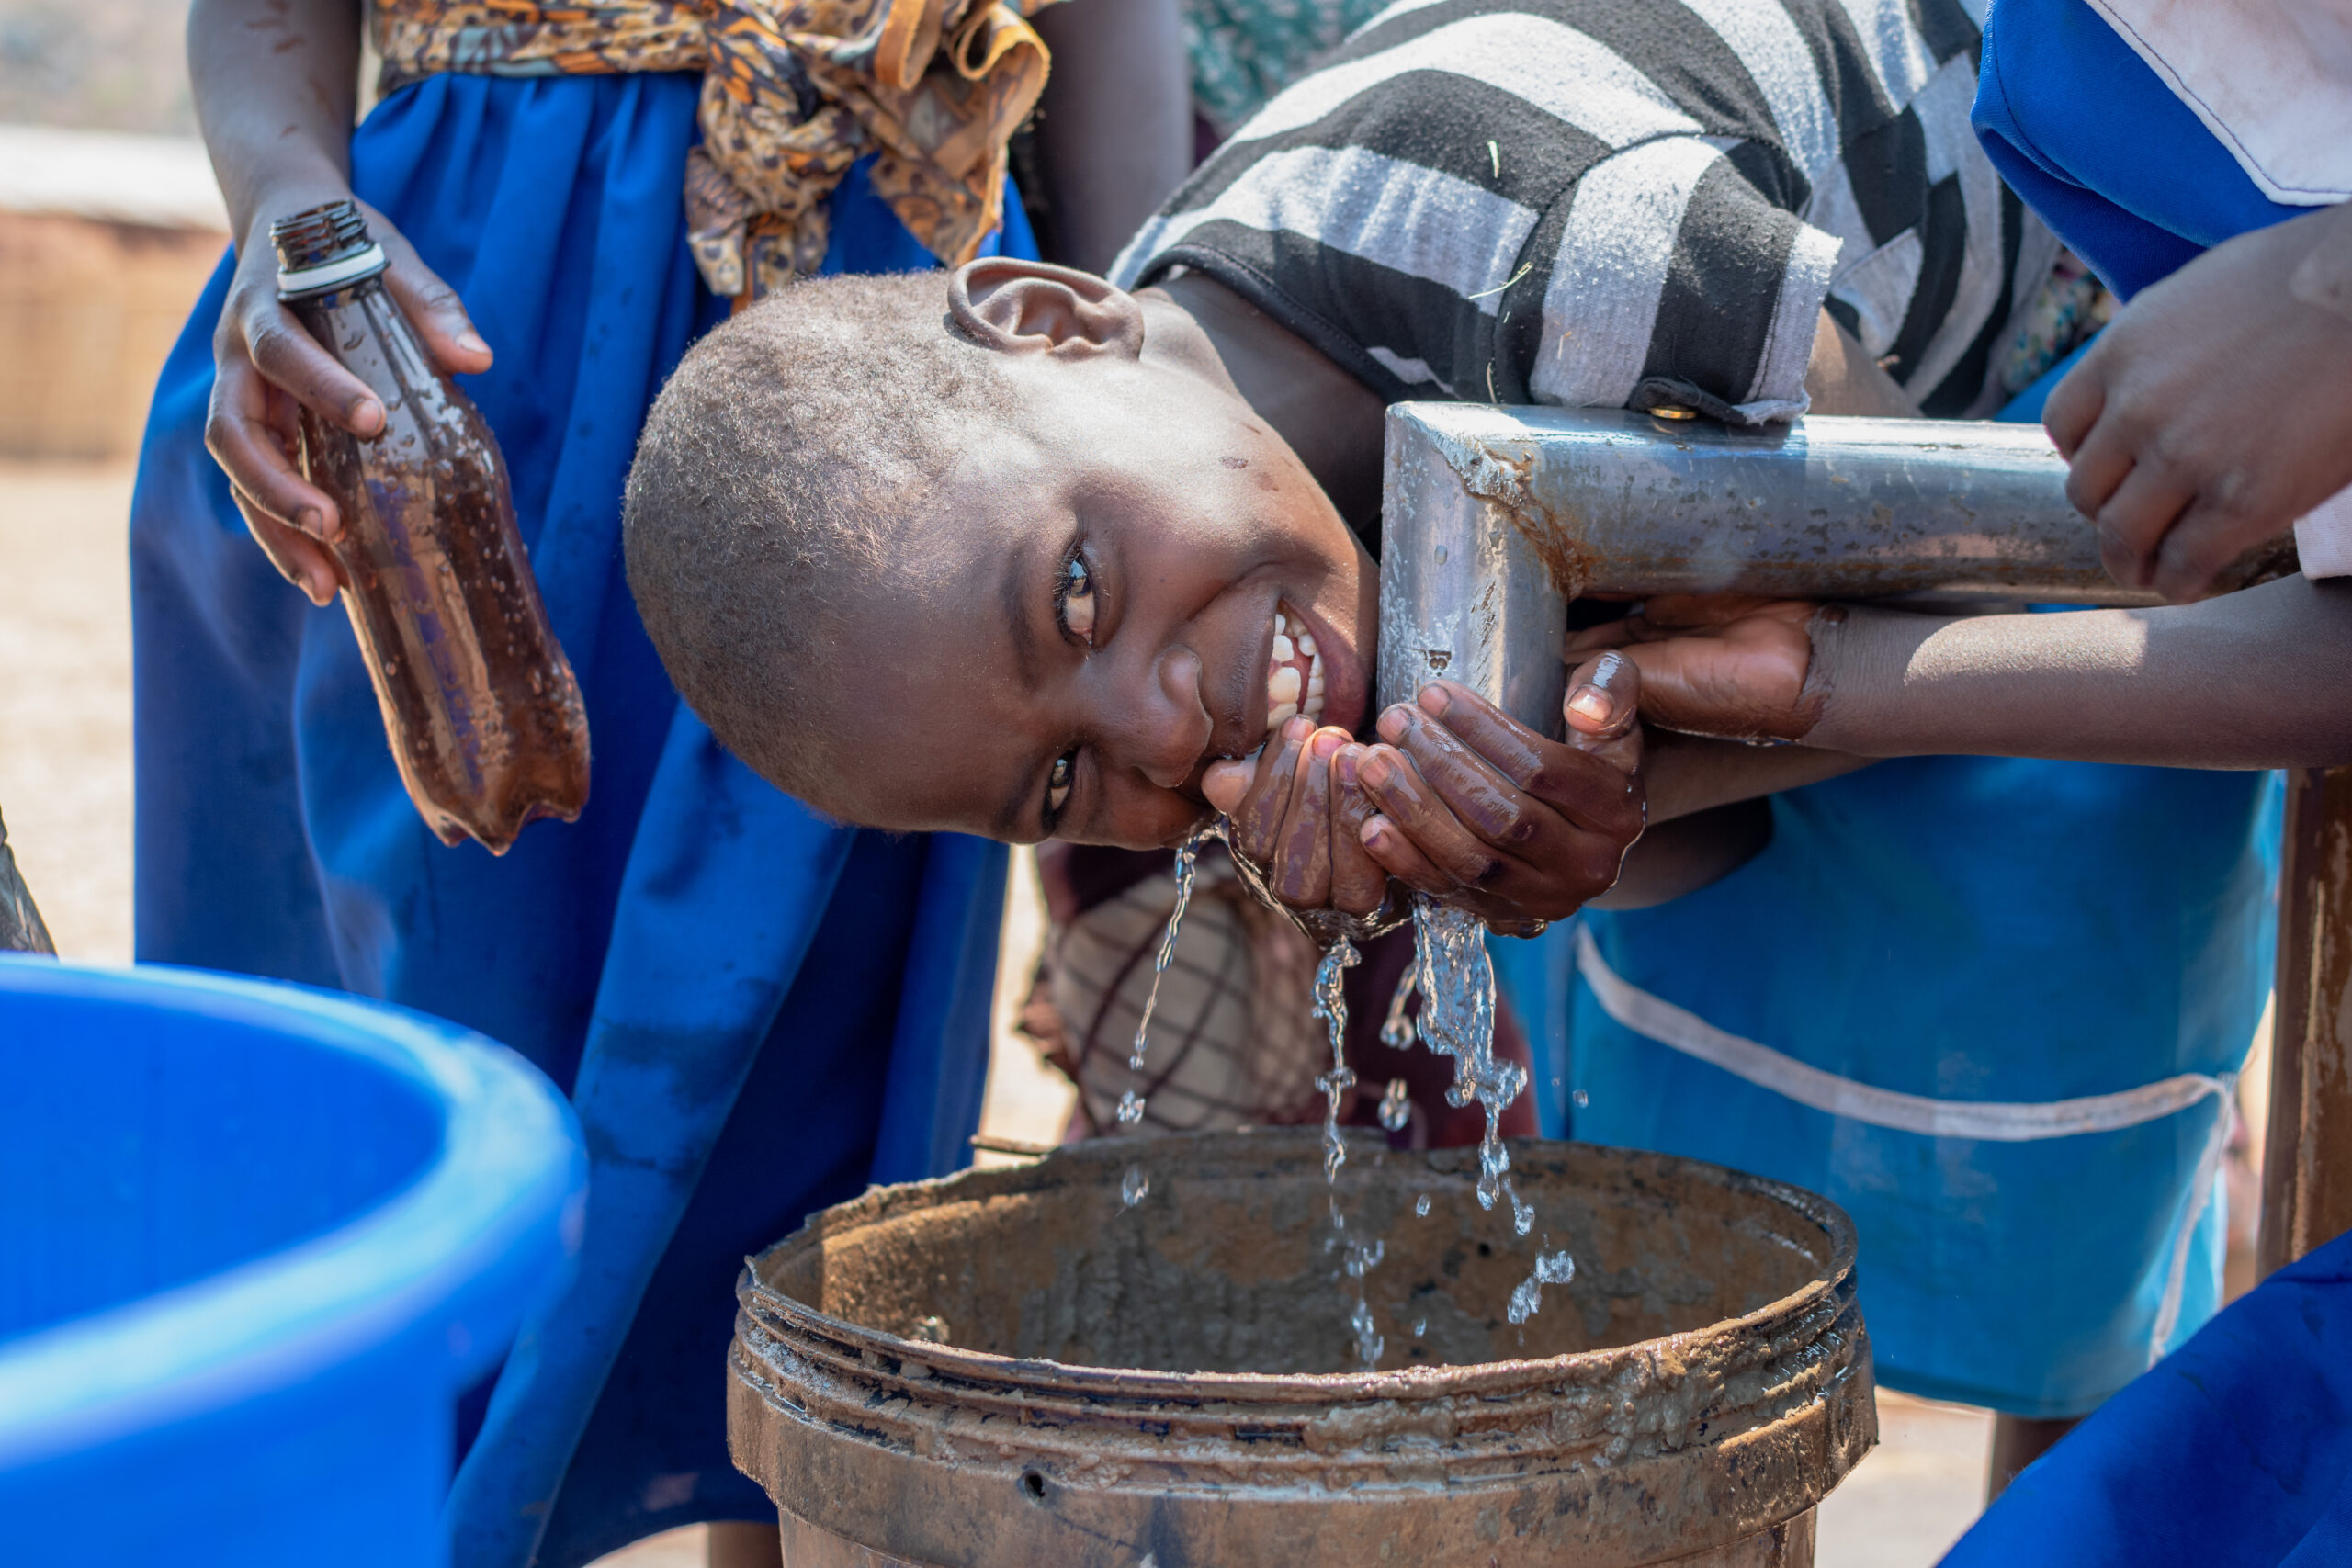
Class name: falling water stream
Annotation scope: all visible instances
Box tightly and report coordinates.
[1115,826,1211,1208]
[1408,897,1531,1225]
[1112,819,1575,1350]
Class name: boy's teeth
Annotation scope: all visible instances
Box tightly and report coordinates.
[1263,604,1331,737]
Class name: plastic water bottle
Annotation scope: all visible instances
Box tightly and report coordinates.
[271,200,589,852]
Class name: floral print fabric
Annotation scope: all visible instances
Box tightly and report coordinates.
[1180,0,1384,137]
[375,0,1057,300]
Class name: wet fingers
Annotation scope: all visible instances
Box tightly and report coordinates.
[1329,745,1390,915]
[1270,729,1342,907]
[1230,717,1311,864]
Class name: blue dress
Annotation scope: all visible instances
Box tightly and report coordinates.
[1944,1231,2352,1567]
[1938,0,2349,1559]
[1544,754,2273,1416]
[130,72,1030,1568]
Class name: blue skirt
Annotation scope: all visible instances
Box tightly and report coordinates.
[1944,1228,2352,1567]
[1555,760,2274,1416]
[129,72,1029,1567]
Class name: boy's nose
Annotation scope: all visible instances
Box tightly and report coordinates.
[1117,645,1214,791]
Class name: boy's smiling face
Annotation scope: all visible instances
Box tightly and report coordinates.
[825,341,1378,848]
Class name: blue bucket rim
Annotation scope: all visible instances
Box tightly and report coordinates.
[0,956,585,1472]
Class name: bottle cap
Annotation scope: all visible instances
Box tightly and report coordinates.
[271,199,390,299]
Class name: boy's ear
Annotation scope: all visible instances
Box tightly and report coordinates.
[949,259,1146,360]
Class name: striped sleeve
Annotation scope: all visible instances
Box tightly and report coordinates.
[1113,0,2017,425]
[1529,138,1840,423]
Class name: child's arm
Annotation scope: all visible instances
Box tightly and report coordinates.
[189,0,492,604]
[1581,578,2352,769]
[2044,200,2352,603]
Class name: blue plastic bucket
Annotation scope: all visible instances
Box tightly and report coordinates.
[0,956,586,1566]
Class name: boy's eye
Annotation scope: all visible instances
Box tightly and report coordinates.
[1046,750,1078,818]
[1059,554,1096,642]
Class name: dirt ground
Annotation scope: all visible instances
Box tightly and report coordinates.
[0,458,2049,1567]
[0,459,134,962]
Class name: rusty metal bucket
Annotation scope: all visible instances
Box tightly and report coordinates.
[728,1129,1873,1567]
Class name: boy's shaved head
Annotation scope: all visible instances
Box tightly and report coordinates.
[625,258,1378,846]
[623,272,1004,813]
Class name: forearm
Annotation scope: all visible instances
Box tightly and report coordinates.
[188,0,361,248]
[1643,729,1873,822]
[1803,575,2352,767]
[1029,0,1193,276]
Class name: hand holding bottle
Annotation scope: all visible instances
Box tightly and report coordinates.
[205,192,492,604]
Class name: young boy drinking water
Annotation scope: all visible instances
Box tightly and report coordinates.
[622,0,2258,1475]
[624,0,2019,908]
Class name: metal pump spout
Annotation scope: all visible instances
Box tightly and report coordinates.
[1374,403,2290,737]
[1373,399,2345,1288]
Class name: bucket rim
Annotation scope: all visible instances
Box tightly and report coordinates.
[0,956,585,1471]
[738,1126,1858,1403]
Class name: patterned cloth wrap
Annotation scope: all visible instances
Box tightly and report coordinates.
[375,0,1058,299]
[1179,0,1384,138]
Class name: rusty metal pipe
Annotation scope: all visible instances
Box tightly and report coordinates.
[1374,403,2196,738]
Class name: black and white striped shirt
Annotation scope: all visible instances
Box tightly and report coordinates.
[1111,0,2055,423]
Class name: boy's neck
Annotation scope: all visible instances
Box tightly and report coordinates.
[1143,273,1388,531]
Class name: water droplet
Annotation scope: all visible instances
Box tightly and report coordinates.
[1115,1089,1144,1128]
[1414,1192,1431,1218]
[1377,1076,1410,1132]
[1378,967,1417,1051]
[1506,1249,1577,1325]
[1412,1316,1427,1337]
[1121,1164,1149,1207]
[1572,1088,1589,1110]
[1349,1299,1385,1370]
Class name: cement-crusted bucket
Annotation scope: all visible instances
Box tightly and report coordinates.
[729,1129,1873,1567]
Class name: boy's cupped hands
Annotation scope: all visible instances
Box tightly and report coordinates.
[1200,660,1647,935]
